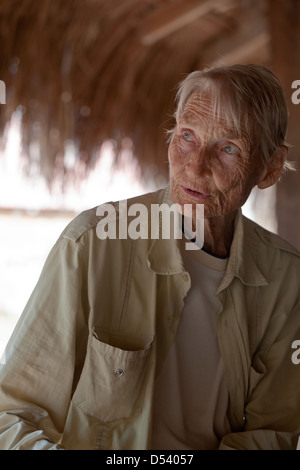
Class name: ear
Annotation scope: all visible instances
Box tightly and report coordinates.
[257,145,287,190]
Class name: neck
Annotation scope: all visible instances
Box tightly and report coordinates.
[203,211,237,257]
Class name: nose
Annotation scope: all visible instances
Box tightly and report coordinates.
[186,144,211,178]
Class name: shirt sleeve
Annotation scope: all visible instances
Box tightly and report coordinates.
[219,298,300,450]
[218,430,299,450]
[0,235,88,449]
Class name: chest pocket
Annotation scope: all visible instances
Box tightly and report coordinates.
[72,330,154,422]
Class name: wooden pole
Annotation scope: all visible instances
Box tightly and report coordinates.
[268,0,300,249]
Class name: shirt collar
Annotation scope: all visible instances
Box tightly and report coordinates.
[147,185,268,289]
[217,209,268,293]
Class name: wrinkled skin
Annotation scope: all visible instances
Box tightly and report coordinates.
[169,91,285,256]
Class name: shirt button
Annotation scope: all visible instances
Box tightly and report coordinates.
[115,368,124,377]
[182,273,189,282]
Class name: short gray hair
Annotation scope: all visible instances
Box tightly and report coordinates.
[171,64,294,171]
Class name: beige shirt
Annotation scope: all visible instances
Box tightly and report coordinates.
[0,186,300,449]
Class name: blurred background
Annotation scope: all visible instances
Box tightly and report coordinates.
[0,0,300,356]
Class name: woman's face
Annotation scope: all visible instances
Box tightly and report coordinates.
[168,91,265,220]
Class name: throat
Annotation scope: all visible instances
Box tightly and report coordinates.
[203,212,236,257]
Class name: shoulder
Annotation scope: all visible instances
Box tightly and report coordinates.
[58,186,167,243]
[243,214,300,262]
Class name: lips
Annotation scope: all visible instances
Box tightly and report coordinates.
[181,185,212,200]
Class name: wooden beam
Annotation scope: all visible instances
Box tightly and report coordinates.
[200,4,269,66]
[140,0,237,46]
[211,32,270,65]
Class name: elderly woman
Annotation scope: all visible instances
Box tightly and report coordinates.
[0,64,300,450]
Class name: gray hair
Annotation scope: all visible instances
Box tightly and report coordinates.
[171,64,294,171]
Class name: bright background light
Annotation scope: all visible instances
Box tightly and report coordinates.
[0,114,151,357]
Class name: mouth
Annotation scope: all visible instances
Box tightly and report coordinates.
[181,185,212,200]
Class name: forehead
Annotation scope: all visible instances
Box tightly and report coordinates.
[180,91,238,134]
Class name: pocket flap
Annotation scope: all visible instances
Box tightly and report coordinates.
[72,331,154,422]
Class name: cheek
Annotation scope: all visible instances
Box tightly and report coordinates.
[215,169,254,210]
[214,158,250,191]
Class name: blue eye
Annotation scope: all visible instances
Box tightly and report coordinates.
[222,145,238,155]
[183,130,193,141]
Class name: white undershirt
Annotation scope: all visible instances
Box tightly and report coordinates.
[151,238,231,450]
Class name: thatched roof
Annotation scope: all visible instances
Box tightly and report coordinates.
[0,0,278,187]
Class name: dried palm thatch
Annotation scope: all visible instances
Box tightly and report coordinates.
[0,0,270,187]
